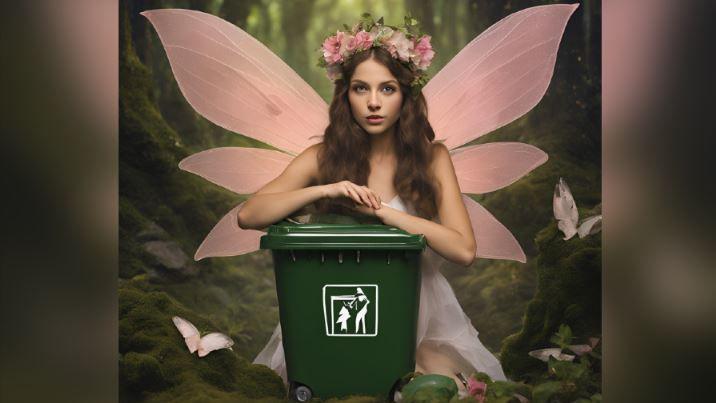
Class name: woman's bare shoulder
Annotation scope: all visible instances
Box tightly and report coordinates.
[292,142,323,182]
[428,142,451,170]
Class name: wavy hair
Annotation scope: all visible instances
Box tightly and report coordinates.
[315,47,440,219]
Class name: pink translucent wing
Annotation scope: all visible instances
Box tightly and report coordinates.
[462,195,526,263]
[179,147,293,194]
[195,203,263,260]
[141,9,327,155]
[451,142,548,194]
[424,3,579,149]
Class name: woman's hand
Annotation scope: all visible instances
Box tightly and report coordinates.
[322,180,382,210]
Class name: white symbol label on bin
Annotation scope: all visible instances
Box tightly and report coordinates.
[322,284,378,337]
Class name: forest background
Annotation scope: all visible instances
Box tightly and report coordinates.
[119,0,601,401]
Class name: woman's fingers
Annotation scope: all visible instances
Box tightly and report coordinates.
[363,187,381,209]
[345,187,362,205]
[363,186,381,209]
[354,184,378,209]
[355,186,374,208]
[337,181,382,209]
[347,183,370,207]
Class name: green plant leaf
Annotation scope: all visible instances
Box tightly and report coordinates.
[531,381,562,403]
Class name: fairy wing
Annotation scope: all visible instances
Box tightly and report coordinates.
[451,142,547,194]
[140,8,327,154]
[142,9,329,259]
[425,4,579,262]
[178,148,294,194]
[462,195,526,263]
[177,148,291,259]
[194,202,264,260]
[424,3,579,149]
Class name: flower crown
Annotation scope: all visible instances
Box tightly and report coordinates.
[317,13,435,94]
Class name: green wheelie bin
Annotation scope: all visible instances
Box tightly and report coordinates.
[260,222,426,401]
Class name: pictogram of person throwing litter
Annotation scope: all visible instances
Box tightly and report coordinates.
[348,287,370,334]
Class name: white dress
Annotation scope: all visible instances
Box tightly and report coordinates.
[253,195,508,384]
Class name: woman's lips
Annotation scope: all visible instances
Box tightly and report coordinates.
[366,116,384,124]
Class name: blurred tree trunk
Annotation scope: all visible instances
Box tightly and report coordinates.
[467,0,500,37]
[442,0,458,46]
[188,0,213,12]
[220,0,258,29]
[405,0,434,36]
[281,0,316,77]
[259,0,273,42]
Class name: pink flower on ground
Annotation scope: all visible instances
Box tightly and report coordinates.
[467,377,487,402]
[411,35,435,70]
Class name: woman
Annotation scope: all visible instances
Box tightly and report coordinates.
[240,21,507,389]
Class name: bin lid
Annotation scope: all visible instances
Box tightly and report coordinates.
[260,222,426,250]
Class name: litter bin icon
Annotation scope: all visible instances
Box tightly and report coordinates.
[260,222,426,401]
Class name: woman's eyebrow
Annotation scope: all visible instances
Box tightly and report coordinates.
[350,79,398,86]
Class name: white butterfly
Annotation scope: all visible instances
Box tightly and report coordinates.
[528,348,576,362]
[172,316,234,357]
[553,177,602,240]
[528,337,600,362]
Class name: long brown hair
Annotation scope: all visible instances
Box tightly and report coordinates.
[315,47,440,219]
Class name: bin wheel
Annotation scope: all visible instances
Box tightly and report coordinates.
[389,374,414,402]
[389,379,402,402]
[289,382,313,402]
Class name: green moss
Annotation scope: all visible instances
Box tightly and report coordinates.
[121,352,168,393]
[119,280,285,401]
[500,223,601,381]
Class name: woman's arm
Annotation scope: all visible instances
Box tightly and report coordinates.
[237,144,324,230]
[238,144,383,230]
[374,144,477,267]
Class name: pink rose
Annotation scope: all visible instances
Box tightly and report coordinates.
[322,33,343,64]
[467,377,487,403]
[370,25,394,44]
[337,31,351,58]
[349,30,374,52]
[411,35,434,70]
[386,31,413,62]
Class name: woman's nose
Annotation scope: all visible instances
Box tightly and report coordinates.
[368,92,381,110]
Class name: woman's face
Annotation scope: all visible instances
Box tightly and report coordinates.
[348,58,403,137]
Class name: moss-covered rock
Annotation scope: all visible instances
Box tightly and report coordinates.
[119,280,286,402]
[500,222,601,381]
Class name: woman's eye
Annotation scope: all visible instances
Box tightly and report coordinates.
[352,85,396,93]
